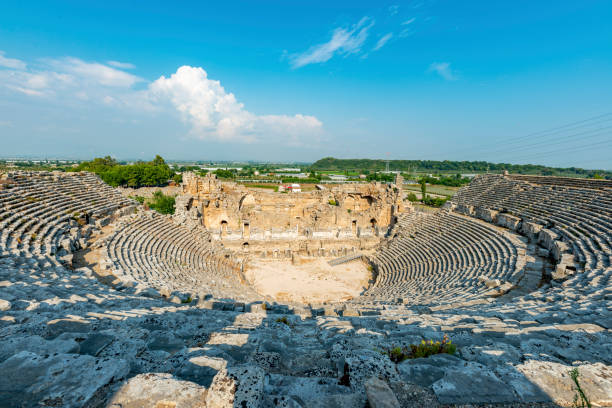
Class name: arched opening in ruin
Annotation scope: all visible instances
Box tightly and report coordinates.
[243,222,250,238]
[352,220,357,236]
[242,242,249,251]
[220,220,228,237]
[370,218,377,235]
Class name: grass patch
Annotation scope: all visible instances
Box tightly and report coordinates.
[570,368,591,408]
[181,297,193,304]
[404,184,459,197]
[382,335,457,363]
[244,184,279,191]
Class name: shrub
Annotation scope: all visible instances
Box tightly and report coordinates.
[181,297,193,304]
[132,195,145,204]
[407,192,418,202]
[214,169,235,179]
[422,196,448,207]
[275,316,292,327]
[328,199,337,206]
[148,191,175,215]
[383,335,457,363]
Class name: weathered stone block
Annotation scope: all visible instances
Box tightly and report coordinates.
[496,213,521,231]
[475,207,499,223]
[516,361,612,407]
[432,362,516,404]
[206,365,264,408]
[521,222,543,241]
[364,377,400,408]
[108,373,207,408]
[538,229,559,251]
[456,204,475,216]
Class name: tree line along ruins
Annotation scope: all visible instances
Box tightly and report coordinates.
[0,169,610,407]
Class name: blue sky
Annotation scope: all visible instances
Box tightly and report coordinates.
[0,1,611,169]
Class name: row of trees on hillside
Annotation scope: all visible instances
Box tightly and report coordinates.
[310,157,611,179]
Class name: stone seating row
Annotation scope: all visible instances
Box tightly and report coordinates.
[101,211,260,302]
[451,174,611,293]
[360,211,523,305]
[0,171,134,261]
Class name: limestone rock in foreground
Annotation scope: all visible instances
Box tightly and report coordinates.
[364,377,400,408]
[516,360,612,407]
[0,350,128,408]
[107,373,207,408]
[205,365,264,408]
[432,361,516,404]
[398,353,462,387]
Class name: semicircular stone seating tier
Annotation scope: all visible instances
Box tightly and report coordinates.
[359,210,526,306]
[100,211,261,302]
[450,173,612,293]
[0,171,134,262]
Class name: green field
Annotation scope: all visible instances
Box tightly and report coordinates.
[243,184,279,191]
[404,184,459,197]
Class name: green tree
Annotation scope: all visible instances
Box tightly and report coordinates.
[420,180,427,199]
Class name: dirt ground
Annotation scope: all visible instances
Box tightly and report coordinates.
[244,257,372,304]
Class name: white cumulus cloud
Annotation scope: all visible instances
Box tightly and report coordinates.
[0,53,323,146]
[149,66,322,143]
[290,17,375,68]
[0,51,26,70]
[428,62,456,81]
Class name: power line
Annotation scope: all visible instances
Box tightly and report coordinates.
[482,125,612,157]
[440,111,612,158]
[507,138,612,163]
[489,112,612,147]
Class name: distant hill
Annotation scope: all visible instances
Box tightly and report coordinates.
[310,157,611,179]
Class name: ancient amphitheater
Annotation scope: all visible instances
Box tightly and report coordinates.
[1,170,611,407]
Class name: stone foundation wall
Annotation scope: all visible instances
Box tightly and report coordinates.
[174,172,408,246]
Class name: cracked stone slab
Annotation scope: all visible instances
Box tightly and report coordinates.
[0,350,129,407]
[107,372,207,408]
[432,361,517,404]
[516,360,612,406]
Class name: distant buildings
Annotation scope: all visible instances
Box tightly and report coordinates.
[328,174,348,182]
[279,183,301,193]
[277,172,309,178]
